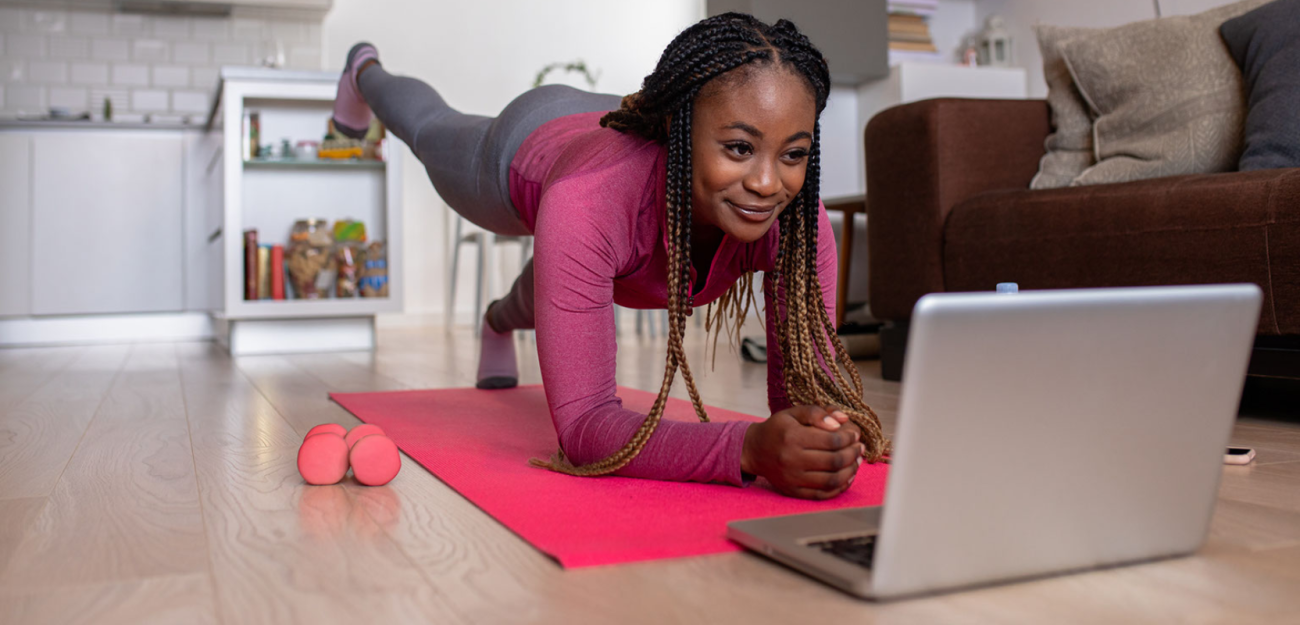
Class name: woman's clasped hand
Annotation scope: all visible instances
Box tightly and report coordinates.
[741,405,866,500]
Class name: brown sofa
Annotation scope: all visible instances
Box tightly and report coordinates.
[865,98,1300,381]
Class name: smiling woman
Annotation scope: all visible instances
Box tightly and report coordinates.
[331,12,888,499]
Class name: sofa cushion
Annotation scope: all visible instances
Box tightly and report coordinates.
[1030,24,1097,190]
[1059,0,1268,187]
[1221,0,1300,171]
[942,168,1300,334]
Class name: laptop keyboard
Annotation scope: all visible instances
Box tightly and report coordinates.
[807,535,877,569]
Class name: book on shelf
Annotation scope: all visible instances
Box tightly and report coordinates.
[270,245,285,300]
[889,40,939,53]
[889,32,935,44]
[243,230,258,301]
[888,10,936,51]
[889,13,929,27]
[257,245,271,300]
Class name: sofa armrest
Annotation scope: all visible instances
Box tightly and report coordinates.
[866,98,1050,320]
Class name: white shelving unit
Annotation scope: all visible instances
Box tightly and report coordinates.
[206,67,403,355]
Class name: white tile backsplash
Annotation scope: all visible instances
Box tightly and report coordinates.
[230,18,266,42]
[7,34,46,57]
[91,38,130,61]
[0,9,24,33]
[131,89,168,112]
[28,11,68,35]
[132,39,168,62]
[1,59,24,82]
[111,63,149,86]
[3,7,322,119]
[69,12,109,36]
[152,65,189,88]
[152,17,189,39]
[49,86,87,110]
[191,18,228,41]
[70,62,108,85]
[269,21,305,43]
[191,67,220,90]
[28,60,67,84]
[7,84,45,112]
[172,42,209,65]
[171,90,208,114]
[48,36,88,60]
[212,42,249,65]
[112,14,147,36]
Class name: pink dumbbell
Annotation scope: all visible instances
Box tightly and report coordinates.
[349,433,401,486]
[297,432,349,485]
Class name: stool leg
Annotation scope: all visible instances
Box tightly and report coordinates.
[474,234,485,332]
[446,217,463,330]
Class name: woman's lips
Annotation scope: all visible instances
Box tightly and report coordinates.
[727,199,777,223]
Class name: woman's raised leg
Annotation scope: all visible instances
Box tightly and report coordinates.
[331,43,618,388]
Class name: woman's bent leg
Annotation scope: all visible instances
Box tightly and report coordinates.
[487,259,535,332]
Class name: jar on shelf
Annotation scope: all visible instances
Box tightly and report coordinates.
[286,218,334,299]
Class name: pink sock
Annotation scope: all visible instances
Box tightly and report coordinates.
[476,318,518,390]
[332,42,379,139]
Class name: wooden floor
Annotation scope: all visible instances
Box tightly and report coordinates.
[2,325,1300,624]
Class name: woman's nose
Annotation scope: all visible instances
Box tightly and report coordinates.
[743,159,782,197]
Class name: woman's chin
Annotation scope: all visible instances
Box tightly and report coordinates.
[722,216,779,244]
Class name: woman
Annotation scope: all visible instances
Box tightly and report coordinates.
[333,13,889,499]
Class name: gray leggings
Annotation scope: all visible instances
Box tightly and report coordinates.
[358,65,621,330]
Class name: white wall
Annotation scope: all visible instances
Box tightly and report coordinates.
[929,0,978,64]
[324,0,704,322]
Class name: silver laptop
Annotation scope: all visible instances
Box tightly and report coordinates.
[728,284,1262,600]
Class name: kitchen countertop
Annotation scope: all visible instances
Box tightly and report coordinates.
[0,119,205,131]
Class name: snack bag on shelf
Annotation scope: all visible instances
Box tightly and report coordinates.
[359,241,388,298]
[333,219,366,298]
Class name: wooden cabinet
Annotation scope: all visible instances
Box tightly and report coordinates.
[30,132,185,316]
[0,134,32,317]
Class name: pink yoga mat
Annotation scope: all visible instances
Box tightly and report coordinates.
[330,385,888,568]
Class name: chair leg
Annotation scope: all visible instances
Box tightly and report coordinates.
[474,234,486,333]
[447,217,463,330]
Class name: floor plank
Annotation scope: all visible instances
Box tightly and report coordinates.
[0,574,218,625]
[0,497,46,575]
[0,345,128,500]
[177,343,465,625]
[0,344,212,589]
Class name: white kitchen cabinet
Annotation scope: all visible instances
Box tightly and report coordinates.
[31,132,185,316]
[184,131,224,313]
[0,134,32,317]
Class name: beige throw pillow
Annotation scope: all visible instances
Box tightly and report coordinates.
[1030,24,1098,189]
[1060,0,1268,187]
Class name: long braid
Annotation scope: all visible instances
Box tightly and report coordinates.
[533,13,889,477]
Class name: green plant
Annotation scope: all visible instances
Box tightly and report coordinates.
[532,60,600,89]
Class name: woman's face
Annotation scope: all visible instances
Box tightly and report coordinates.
[690,65,817,244]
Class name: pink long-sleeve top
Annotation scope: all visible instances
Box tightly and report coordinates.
[508,111,838,486]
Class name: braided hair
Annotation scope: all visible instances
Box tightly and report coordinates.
[531,12,890,477]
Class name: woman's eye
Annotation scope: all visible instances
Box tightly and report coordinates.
[784,150,809,161]
[726,142,753,156]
